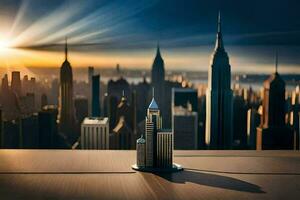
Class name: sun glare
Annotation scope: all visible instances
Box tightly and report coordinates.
[0,39,11,52]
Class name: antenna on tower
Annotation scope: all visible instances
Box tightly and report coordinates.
[218,10,221,33]
[152,87,155,98]
[275,51,278,74]
[65,37,68,61]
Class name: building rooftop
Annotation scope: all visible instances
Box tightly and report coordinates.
[0,150,299,199]
[148,97,159,109]
[82,117,109,125]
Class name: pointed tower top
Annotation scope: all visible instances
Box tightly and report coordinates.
[152,87,155,98]
[65,37,68,61]
[156,41,161,57]
[215,11,224,51]
[148,87,158,109]
[218,11,221,33]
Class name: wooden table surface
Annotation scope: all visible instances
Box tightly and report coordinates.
[0,150,300,200]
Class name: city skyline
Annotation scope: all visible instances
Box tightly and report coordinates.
[0,0,299,73]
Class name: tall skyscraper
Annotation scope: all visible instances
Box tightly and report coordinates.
[205,12,233,149]
[88,66,94,116]
[81,117,109,149]
[92,75,100,117]
[256,54,293,150]
[58,38,75,139]
[11,71,22,96]
[151,43,165,123]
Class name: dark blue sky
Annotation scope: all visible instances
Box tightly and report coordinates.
[0,0,299,72]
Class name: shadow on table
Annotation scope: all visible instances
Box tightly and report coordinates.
[155,169,265,193]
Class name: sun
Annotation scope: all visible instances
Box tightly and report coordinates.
[0,39,11,52]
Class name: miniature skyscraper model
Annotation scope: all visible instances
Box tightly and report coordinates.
[205,12,233,149]
[133,88,182,172]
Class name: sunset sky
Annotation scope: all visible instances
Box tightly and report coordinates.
[0,0,299,74]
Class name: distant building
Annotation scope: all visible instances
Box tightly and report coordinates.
[19,114,39,148]
[256,55,293,150]
[38,106,58,148]
[41,94,48,109]
[88,66,94,116]
[173,105,198,150]
[92,74,100,117]
[172,88,198,112]
[11,71,22,96]
[205,12,233,149]
[289,86,300,150]
[247,108,260,149]
[74,97,88,124]
[232,95,248,149]
[58,38,76,140]
[81,117,109,149]
[111,116,132,149]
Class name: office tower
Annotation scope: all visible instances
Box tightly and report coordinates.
[2,120,19,148]
[38,106,58,148]
[19,114,39,148]
[92,75,100,117]
[232,95,248,149]
[58,38,75,139]
[290,86,299,149]
[172,88,198,112]
[156,130,173,168]
[247,108,260,149]
[11,71,22,96]
[107,77,130,129]
[173,105,198,149]
[107,77,130,99]
[256,54,293,150]
[22,75,29,94]
[1,74,9,106]
[81,117,109,149]
[205,12,233,149]
[1,74,9,94]
[111,116,132,149]
[29,77,36,94]
[88,66,94,116]
[19,93,35,115]
[108,95,118,130]
[51,79,59,105]
[74,97,88,123]
[41,94,48,109]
